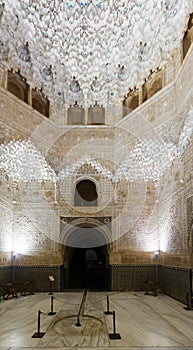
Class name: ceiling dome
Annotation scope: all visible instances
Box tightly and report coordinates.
[0,0,192,109]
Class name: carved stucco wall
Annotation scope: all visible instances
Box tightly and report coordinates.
[0,174,63,265]
[0,47,192,268]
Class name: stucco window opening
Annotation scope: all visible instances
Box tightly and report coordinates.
[74,180,98,206]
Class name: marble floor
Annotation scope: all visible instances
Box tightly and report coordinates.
[0,291,193,350]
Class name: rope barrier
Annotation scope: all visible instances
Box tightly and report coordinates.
[31,290,123,340]
[53,296,80,306]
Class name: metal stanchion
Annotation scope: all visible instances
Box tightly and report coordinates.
[109,311,121,339]
[104,295,113,315]
[32,310,45,338]
[184,293,192,310]
[48,276,55,295]
[48,295,56,315]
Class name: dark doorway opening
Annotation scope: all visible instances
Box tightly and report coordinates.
[68,245,109,290]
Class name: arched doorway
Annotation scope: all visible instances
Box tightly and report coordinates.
[62,223,110,290]
[68,245,108,290]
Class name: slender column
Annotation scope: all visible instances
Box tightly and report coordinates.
[28,86,32,106]
[3,69,8,89]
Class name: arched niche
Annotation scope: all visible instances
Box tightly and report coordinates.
[7,70,29,103]
[87,103,105,125]
[123,89,139,117]
[142,70,162,102]
[32,89,50,117]
[183,13,193,59]
[67,103,85,125]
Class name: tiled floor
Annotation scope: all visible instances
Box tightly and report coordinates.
[0,291,193,349]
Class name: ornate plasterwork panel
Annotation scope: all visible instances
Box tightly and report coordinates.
[0,0,192,109]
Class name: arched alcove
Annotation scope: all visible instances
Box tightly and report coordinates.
[183,13,193,59]
[7,70,29,103]
[68,244,108,290]
[32,89,50,117]
[61,217,111,290]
